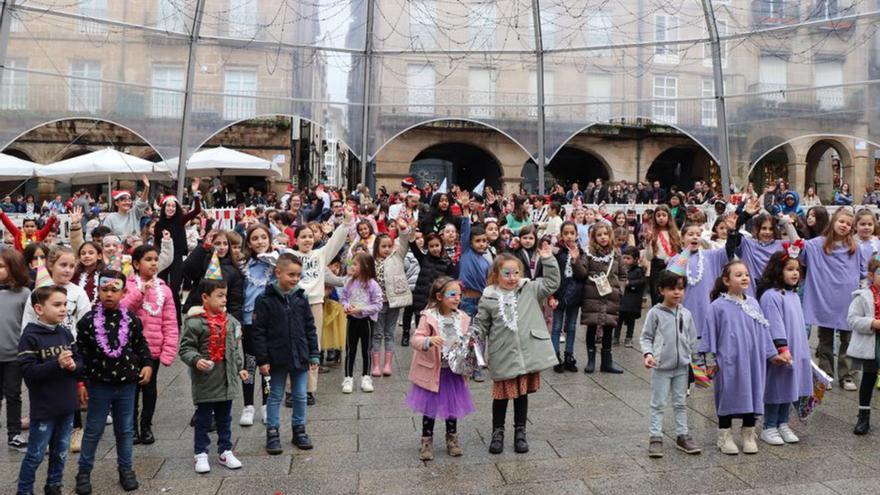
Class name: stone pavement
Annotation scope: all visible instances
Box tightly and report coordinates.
[4,323,880,495]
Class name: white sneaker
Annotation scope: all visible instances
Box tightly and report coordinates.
[261,405,267,424]
[361,375,374,393]
[560,333,566,344]
[106,414,113,425]
[194,453,210,473]
[843,379,858,391]
[239,405,255,426]
[777,423,800,443]
[342,377,354,394]
[759,427,784,446]
[219,450,242,469]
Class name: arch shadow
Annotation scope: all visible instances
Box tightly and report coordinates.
[747,134,879,179]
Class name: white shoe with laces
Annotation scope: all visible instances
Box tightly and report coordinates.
[219,450,242,469]
[759,427,784,446]
[239,405,255,426]
[194,453,210,473]
[843,379,858,391]
[361,375,374,393]
[777,423,800,443]
[342,377,354,394]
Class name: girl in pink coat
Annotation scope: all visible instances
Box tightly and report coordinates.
[406,276,475,461]
[122,244,179,445]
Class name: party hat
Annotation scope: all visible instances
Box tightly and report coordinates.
[473,179,486,198]
[436,178,448,194]
[666,251,690,277]
[205,252,223,280]
[35,261,52,288]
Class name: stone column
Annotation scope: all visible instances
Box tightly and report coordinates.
[851,148,871,203]
[789,162,807,192]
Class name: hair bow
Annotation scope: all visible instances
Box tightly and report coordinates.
[781,239,804,261]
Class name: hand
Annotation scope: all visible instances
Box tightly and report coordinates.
[643,354,656,369]
[744,198,760,215]
[191,177,201,193]
[548,296,559,309]
[203,230,218,248]
[69,206,83,225]
[769,354,786,366]
[141,175,150,188]
[162,229,171,241]
[239,369,249,381]
[58,350,73,369]
[777,350,793,365]
[309,362,318,371]
[568,243,580,259]
[343,205,354,222]
[429,335,445,347]
[259,364,271,376]
[538,240,553,258]
[138,366,154,385]
[78,386,88,409]
[486,190,496,203]
[457,190,470,207]
[196,359,213,372]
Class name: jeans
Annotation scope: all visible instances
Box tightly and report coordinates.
[763,403,791,429]
[816,327,852,384]
[79,382,136,474]
[17,413,73,494]
[649,365,689,437]
[267,368,308,429]
[194,400,233,455]
[0,361,23,437]
[372,303,400,353]
[551,303,579,355]
[460,297,479,318]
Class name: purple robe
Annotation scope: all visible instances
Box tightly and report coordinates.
[802,236,865,330]
[737,237,782,298]
[859,237,880,261]
[760,289,813,404]
[699,296,777,416]
[670,247,728,338]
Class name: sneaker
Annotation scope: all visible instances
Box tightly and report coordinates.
[624,338,633,348]
[69,427,83,453]
[843,378,858,391]
[648,436,663,458]
[239,405,255,426]
[360,375,374,393]
[261,405,267,425]
[194,453,210,474]
[106,414,113,425]
[219,450,242,469]
[777,423,800,443]
[342,377,354,394]
[472,369,485,382]
[8,434,27,452]
[759,427,784,446]
[307,392,316,406]
[675,435,701,454]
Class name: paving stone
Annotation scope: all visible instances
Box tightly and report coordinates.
[152,454,291,479]
[721,453,875,489]
[584,467,748,495]
[496,453,640,484]
[358,464,505,494]
[217,472,358,495]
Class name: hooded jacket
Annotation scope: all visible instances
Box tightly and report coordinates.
[252,284,319,371]
[178,306,245,404]
[121,275,179,366]
[847,288,879,361]
[639,303,698,370]
[780,191,805,218]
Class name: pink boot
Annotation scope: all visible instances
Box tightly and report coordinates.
[371,352,382,377]
[383,352,393,376]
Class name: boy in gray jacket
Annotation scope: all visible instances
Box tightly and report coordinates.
[640,270,701,458]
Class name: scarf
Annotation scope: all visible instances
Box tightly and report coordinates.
[872,285,880,320]
[206,311,228,362]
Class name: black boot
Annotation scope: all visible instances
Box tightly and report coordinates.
[74,472,92,495]
[513,425,529,453]
[266,427,283,455]
[854,409,871,435]
[292,424,314,450]
[553,353,564,373]
[488,427,504,454]
[401,329,410,347]
[139,425,155,445]
[132,423,141,445]
[44,484,63,495]
[583,351,596,374]
[600,350,624,374]
[118,468,139,492]
[563,352,578,372]
[307,392,316,406]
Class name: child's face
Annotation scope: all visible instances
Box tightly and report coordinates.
[248,229,271,255]
[29,248,46,270]
[98,280,124,309]
[36,292,67,324]
[683,227,701,250]
[296,228,315,252]
[414,232,424,249]
[783,259,801,287]
[0,259,8,283]
[80,245,99,268]
[519,233,535,249]
[437,282,462,311]
[22,221,37,236]
[442,225,457,245]
[622,254,634,267]
[231,243,242,261]
[485,223,499,242]
[857,217,875,239]
[724,263,750,295]
[377,238,394,259]
[714,222,728,239]
[660,282,684,306]
[51,253,76,285]
[276,262,301,290]
[357,223,371,239]
[758,220,774,243]
[102,238,120,258]
[347,260,361,278]
[561,225,578,245]
[202,287,227,313]
[498,261,521,290]
[574,210,585,222]
[594,228,610,247]
[584,210,596,223]
[872,270,880,288]
[427,238,442,257]
[834,215,853,238]
[137,251,160,278]
[807,210,816,227]
[471,234,488,253]
[213,235,230,258]
[654,211,668,227]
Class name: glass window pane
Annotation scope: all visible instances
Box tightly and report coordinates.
[223,69,257,120]
[69,60,102,113]
[0,59,28,111]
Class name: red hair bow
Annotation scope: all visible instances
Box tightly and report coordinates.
[781,239,804,261]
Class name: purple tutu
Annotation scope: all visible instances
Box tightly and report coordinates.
[405,368,475,420]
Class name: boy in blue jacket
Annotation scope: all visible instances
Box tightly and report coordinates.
[17,286,82,495]
[253,253,319,455]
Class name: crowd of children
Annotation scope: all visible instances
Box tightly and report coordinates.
[4,176,880,493]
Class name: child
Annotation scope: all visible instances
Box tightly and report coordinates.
[573,223,627,374]
[700,261,785,455]
[74,270,153,494]
[179,278,248,473]
[848,258,880,434]
[645,205,682,305]
[855,208,879,259]
[616,246,645,348]
[183,230,244,322]
[0,250,31,451]
[539,201,563,242]
[551,221,584,372]
[410,233,454,333]
[407,277,475,460]
[239,223,274,426]
[23,242,48,287]
[73,241,103,305]
[470,245,559,454]
[726,198,795,297]
[17,286,81,495]
[0,210,56,252]
[253,254,319,455]
[639,270,701,458]
[371,222,415,377]
[757,249,812,445]
[121,245,179,445]
[101,235,132,276]
[340,253,383,393]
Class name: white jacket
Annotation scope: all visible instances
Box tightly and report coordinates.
[847,288,878,361]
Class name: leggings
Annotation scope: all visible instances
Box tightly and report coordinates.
[614,313,637,341]
[134,366,158,428]
[586,325,614,352]
[402,305,415,333]
[648,258,666,306]
[422,416,457,437]
[346,316,373,377]
[718,413,756,429]
[242,353,269,407]
[492,395,528,429]
[859,358,878,408]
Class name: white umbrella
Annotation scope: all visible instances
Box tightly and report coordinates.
[38,148,171,185]
[0,154,38,181]
[162,146,282,178]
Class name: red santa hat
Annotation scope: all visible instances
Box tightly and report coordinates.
[161,195,178,206]
[112,190,131,201]
[406,187,421,198]
[401,177,416,189]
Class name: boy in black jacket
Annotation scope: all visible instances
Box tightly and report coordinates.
[253,254,319,455]
[615,247,646,348]
[17,286,82,495]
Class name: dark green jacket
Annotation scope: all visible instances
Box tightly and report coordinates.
[178,306,244,404]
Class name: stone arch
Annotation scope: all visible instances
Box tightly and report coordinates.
[747,136,796,190]
[409,142,503,191]
[804,138,853,201]
[646,145,716,192]
[2,147,34,162]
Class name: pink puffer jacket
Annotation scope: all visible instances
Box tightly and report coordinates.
[121,276,179,366]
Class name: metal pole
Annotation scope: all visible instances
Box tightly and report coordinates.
[359,0,375,187]
[701,0,732,198]
[175,0,206,202]
[0,0,17,78]
[531,0,546,194]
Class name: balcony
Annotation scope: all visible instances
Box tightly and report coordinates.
[735,82,864,122]
[751,0,800,28]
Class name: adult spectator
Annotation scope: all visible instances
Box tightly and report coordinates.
[588,178,610,204]
[73,189,91,213]
[0,196,16,213]
[103,176,150,237]
[861,184,880,206]
[565,182,584,204]
[46,194,66,213]
[549,183,566,205]
[647,180,666,204]
[802,185,822,207]
[833,182,853,205]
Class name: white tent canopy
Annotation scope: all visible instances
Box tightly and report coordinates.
[162,146,282,178]
[0,153,38,181]
[38,148,171,184]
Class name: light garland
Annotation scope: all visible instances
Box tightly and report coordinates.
[135,276,165,317]
[685,249,705,285]
[498,290,518,332]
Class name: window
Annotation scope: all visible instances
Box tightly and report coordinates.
[151,65,185,118]
[223,69,257,120]
[703,18,728,68]
[228,0,258,38]
[79,0,107,35]
[816,0,841,19]
[9,10,23,32]
[586,74,612,122]
[409,0,437,49]
[158,0,188,32]
[0,59,27,110]
[469,2,496,50]
[541,11,557,51]
[654,15,678,63]
[406,64,435,115]
[758,55,787,102]
[652,76,677,124]
[69,60,102,112]
[585,10,612,56]
[702,79,717,127]
[815,60,844,109]
[468,68,495,118]
[767,0,785,18]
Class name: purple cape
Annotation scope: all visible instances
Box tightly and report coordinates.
[760,288,813,404]
[802,237,865,330]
